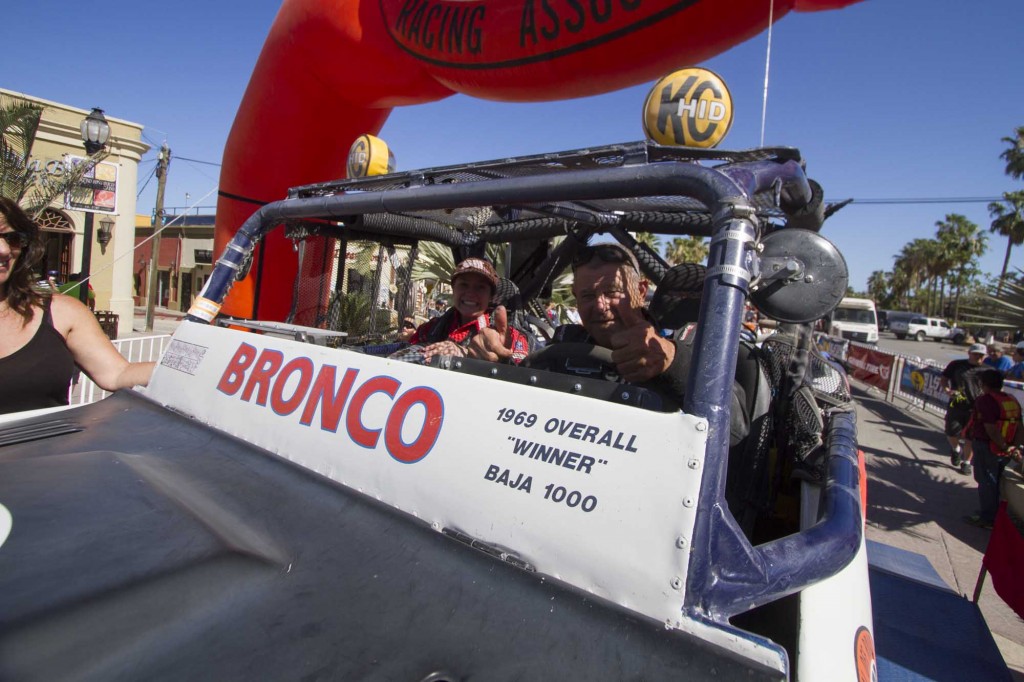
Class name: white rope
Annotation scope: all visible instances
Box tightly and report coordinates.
[75,185,219,286]
[760,0,775,147]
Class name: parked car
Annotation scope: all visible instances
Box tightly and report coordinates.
[891,315,966,344]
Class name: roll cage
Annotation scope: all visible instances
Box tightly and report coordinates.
[192,140,860,624]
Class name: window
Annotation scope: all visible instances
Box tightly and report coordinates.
[833,308,877,325]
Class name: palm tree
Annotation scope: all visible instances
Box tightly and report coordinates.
[866,270,890,307]
[936,214,987,325]
[1000,126,1024,180]
[0,97,107,219]
[664,236,709,265]
[987,191,1024,295]
[631,231,662,254]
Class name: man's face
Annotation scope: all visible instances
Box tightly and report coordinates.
[969,352,985,365]
[988,347,1003,361]
[451,273,492,320]
[572,262,647,347]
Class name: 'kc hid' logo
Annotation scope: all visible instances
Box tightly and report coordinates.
[643,68,733,149]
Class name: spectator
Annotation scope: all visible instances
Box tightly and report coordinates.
[963,369,1022,529]
[545,301,558,325]
[939,343,987,475]
[1008,342,1024,382]
[0,198,153,415]
[985,344,1013,373]
[397,316,417,343]
[427,299,445,319]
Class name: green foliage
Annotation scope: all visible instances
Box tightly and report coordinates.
[0,96,107,219]
[410,241,505,288]
[988,190,1024,294]
[1001,126,1024,180]
[631,231,662,253]
[664,236,709,265]
[962,268,1024,331]
[326,290,373,336]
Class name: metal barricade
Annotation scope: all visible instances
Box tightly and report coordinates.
[68,335,172,406]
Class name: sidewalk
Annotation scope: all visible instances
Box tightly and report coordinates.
[122,305,186,338]
[853,380,1024,678]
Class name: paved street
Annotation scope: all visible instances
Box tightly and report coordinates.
[854,380,1024,678]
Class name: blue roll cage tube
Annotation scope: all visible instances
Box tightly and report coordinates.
[191,150,862,626]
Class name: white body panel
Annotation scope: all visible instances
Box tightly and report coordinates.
[798,482,875,682]
[147,322,709,626]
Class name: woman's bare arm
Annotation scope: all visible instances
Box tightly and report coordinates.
[51,295,154,391]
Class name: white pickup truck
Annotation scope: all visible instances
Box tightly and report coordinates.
[891,315,966,344]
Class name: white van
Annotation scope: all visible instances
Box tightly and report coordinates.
[829,297,879,343]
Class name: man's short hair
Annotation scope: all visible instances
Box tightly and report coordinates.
[980,368,1005,391]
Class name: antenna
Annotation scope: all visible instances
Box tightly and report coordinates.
[760,0,775,147]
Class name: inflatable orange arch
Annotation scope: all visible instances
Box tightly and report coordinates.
[215,0,862,321]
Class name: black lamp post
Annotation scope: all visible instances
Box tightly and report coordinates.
[78,108,111,305]
[97,214,115,254]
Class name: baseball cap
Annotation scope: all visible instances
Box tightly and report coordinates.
[968,343,987,355]
[451,258,498,292]
[1016,341,1024,352]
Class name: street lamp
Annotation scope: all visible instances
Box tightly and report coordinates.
[80,108,111,156]
[78,108,111,304]
[97,214,115,254]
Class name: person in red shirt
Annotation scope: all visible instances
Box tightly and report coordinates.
[407,258,531,364]
[964,369,1023,528]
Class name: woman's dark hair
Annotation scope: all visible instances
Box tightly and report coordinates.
[0,198,45,323]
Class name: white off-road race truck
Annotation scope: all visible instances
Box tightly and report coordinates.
[0,141,1010,681]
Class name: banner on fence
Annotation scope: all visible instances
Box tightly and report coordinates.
[846,345,895,391]
[899,360,949,410]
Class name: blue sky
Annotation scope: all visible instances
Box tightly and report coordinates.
[5,0,1023,292]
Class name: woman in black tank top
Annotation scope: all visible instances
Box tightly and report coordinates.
[0,199,154,415]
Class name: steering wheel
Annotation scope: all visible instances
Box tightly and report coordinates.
[524,342,617,376]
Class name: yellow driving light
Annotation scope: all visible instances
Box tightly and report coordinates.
[347,134,396,178]
[642,67,733,148]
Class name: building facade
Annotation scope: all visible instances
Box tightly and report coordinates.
[133,212,214,312]
[2,88,149,336]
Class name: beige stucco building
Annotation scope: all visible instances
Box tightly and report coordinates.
[2,88,149,336]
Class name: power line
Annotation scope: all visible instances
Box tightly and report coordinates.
[175,155,220,167]
[136,164,157,197]
[829,196,1009,206]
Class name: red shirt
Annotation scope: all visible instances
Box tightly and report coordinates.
[410,311,530,363]
[970,390,1022,450]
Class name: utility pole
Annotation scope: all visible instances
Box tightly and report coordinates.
[145,144,171,332]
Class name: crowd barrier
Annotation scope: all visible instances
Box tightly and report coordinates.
[814,334,1024,417]
[69,335,173,406]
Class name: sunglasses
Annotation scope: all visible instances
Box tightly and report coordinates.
[571,244,639,272]
[0,232,29,248]
[402,321,416,329]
